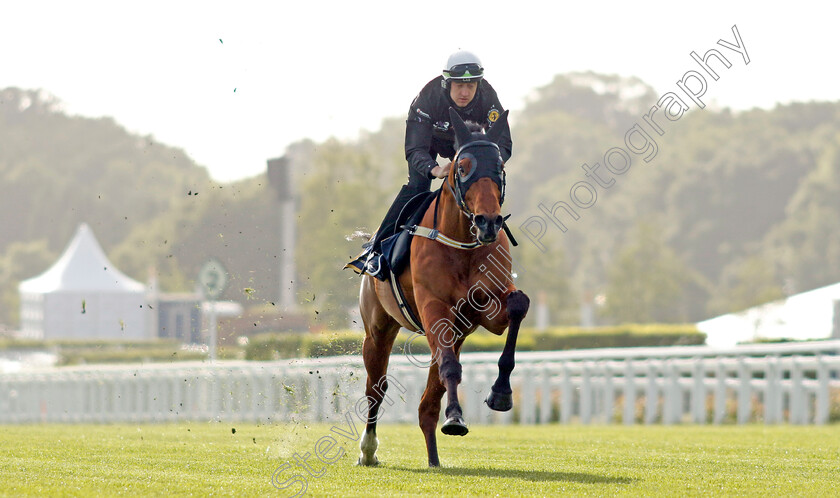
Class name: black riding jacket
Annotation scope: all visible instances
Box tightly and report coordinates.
[405,76,512,181]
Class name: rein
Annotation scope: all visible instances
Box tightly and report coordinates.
[408,124,523,249]
[410,188,484,250]
[410,138,518,249]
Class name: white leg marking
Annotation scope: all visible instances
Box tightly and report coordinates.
[358,429,379,466]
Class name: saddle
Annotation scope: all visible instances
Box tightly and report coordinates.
[380,190,438,278]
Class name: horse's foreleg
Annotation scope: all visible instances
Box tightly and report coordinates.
[424,310,469,436]
[423,301,469,437]
[437,345,468,436]
[486,290,530,411]
[418,361,446,467]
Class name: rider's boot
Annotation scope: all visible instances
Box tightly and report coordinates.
[345,185,422,280]
[345,232,379,276]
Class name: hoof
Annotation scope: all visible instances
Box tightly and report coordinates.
[485,389,513,412]
[356,456,379,467]
[441,416,469,436]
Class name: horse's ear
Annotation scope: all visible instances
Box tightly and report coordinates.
[485,109,509,144]
[448,107,472,149]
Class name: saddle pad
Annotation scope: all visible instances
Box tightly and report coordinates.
[381,190,437,277]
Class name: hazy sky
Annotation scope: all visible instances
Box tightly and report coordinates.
[2,1,837,182]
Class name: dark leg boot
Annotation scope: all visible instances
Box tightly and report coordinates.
[344,185,424,279]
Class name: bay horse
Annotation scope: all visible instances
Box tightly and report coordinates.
[356,107,530,467]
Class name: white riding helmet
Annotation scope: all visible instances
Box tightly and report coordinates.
[442,50,484,83]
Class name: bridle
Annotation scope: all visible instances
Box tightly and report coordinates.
[446,139,506,220]
[409,128,517,250]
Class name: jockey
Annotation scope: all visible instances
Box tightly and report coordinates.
[346,50,513,280]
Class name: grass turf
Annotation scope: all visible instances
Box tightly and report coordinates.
[1,423,838,496]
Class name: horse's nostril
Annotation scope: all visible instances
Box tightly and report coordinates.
[474,215,487,227]
[493,215,503,227]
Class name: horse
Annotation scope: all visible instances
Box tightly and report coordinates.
[356,107,530,467]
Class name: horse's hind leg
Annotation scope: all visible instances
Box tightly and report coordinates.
[358,323,401,465]
[486,290,530,411]
[358,280,401,466]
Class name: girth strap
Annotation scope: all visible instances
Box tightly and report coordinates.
[388,274,424,332]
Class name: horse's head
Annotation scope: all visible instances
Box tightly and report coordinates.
[447,107,509,245]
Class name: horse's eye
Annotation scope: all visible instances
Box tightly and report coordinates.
[458,166,466,176]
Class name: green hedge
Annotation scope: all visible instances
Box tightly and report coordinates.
[246,324,705,360]
[532,324,704,350]
[58,348,208,366]
[0,338,183,351]
[245,332,363,360]
[0,339,238,365]
[4,326,704,363]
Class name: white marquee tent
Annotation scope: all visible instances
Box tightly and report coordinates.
[697,282,840,347]
[18,223,148,340]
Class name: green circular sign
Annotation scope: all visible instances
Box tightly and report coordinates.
[198,258,228,300]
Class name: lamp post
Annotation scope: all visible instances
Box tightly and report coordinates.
[267,156,297,312]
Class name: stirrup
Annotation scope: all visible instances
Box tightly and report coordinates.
[344,249,387,281]
[364,253,387,281]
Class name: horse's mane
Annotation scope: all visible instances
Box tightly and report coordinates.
[455,121,487,150]
[465,121,485,133]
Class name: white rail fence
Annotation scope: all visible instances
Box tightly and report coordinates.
[1,340,839,425]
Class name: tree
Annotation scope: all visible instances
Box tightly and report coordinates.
[293,137,398,327]
[519,72,659,131]
[5,82,840,333]
[514,236,576,326]
[763,137,840,294]
[0,240,55,326]
[110,176,281,305]
[707,255,784,316]
[603,221,697,323]
[0,87,210,256]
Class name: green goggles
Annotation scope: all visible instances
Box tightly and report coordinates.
[445,63,483,79]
